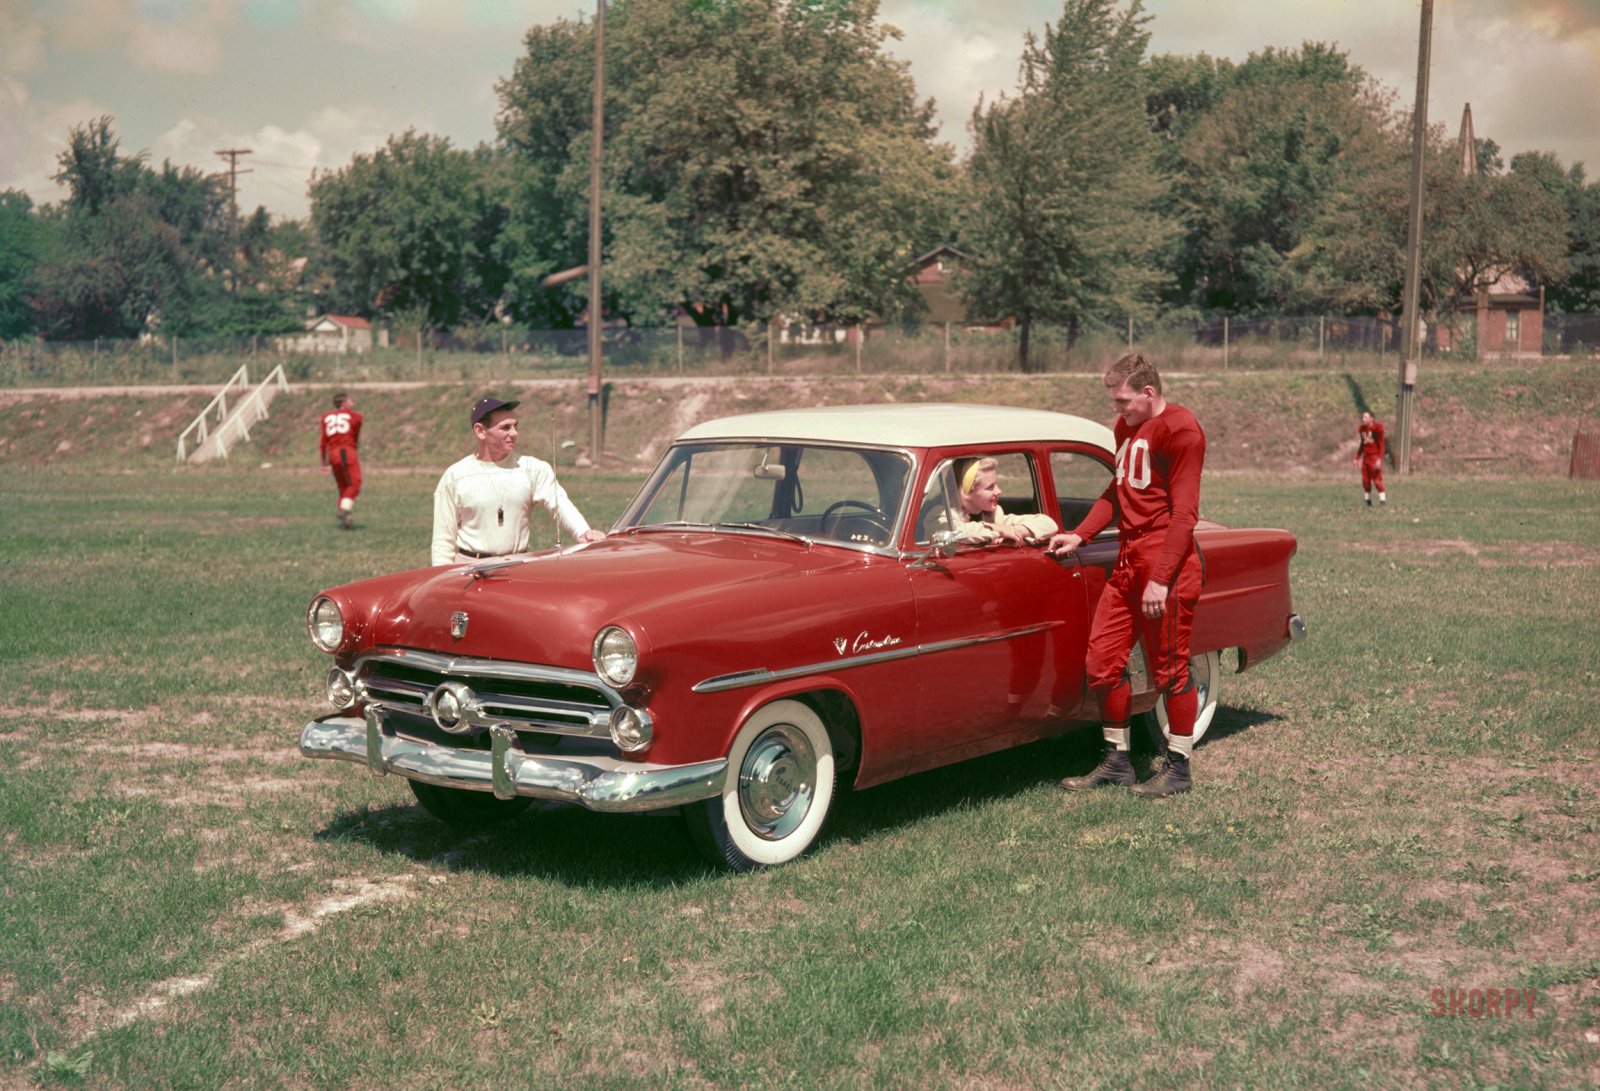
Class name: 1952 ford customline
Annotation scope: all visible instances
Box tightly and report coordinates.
[300,404,1305,870]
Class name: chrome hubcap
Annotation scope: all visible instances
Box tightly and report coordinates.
[737,724,815,840]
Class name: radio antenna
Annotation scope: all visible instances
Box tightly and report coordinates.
[551,412,562,550]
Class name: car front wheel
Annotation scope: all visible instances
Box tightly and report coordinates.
[409,781,533,828]
[685,699,836,872]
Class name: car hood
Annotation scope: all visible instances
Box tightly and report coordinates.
[355,532,892,669]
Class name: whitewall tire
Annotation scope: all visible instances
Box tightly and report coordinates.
[1154,650,1222,746]
[686,699,836,872]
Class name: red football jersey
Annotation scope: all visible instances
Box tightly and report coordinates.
[1358,420,1385,462]
[1073,404,1206,585]
[320,408,363,460]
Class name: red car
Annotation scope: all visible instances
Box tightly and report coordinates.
[301,404,1304,870]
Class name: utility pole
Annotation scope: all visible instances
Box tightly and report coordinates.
[1396,0,1432,475]
[586,0,606,460]
[213,148,253,229]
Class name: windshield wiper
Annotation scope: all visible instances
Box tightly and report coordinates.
[625,520,813,547]
[625,521,714,534]
[716,522,814,547]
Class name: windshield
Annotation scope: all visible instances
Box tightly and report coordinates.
[620,442,913,550]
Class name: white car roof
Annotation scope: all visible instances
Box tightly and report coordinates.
[678,403,1114,452]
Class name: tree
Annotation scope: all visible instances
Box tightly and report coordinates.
[1149,43,1399,315]
[0,191,56,340]
[51,116,143,217]
[495,0,959,332]
[1514,154,1600,316]
[1290,132,1567,338]
[309,131,509,330]
[27,117,291,339]
[30,191,189,339]
[961,0,1174,371]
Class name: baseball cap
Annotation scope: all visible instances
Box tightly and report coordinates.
[471,396,519,425]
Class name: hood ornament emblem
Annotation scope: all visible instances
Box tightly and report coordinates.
[450,611,469,640]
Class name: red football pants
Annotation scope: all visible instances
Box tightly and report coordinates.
[1085,538,1201,735]
[1361,458,1384,494]
[330,448,362,503]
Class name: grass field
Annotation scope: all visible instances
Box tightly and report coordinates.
[1,463,1597,1089]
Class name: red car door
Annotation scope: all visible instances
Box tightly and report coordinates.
[901,450,1091,773]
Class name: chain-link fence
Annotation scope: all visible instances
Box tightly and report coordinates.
[4,314,1594,387]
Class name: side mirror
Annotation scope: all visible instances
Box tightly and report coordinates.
[910,530,962,569]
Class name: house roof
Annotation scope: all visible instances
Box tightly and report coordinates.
[905,244,971,271]
[315,314,372,330]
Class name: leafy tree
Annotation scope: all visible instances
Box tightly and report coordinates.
[31,191,189,339]
[50,116,143,217]
[961,0,1174,371]
[309,131,510,330]
[1513,154,1600,316]
[1149,43,1399,315]
[0,191,56,340]
[1290,130,1567,337]
[495,0,959,332]
[1471,137,1504,176]
[27,116,297,339]
[1559,173,1600,315]
[493,19,597,328]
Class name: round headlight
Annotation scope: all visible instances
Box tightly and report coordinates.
[592,626,638,687]
[308,596,345,652]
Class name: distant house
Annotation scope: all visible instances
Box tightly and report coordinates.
[1435,272,1544,358]
[777,244,992,346]
[278,314,386,355]
[907,245,973,325]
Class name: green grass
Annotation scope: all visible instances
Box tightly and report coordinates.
[1,465,1596,1088]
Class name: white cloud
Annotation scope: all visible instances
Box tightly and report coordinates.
[879,1,1034,153]
[144,104,415,218]
[130,17,225,75]
[3,0,1599,222]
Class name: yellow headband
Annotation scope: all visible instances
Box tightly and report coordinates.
[959,460,983,496]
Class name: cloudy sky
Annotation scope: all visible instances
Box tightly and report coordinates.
[3,0,1597,222]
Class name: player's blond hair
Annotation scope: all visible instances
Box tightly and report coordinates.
[1103,353,1162,395]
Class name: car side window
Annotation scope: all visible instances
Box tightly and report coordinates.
[1050,449,1114,537]
[914,452,1042,545]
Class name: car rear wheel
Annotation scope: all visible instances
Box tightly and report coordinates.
[1148,650,1222,747]
[409,781,533,828]
[685,699,836,872]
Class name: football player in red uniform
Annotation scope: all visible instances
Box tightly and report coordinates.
[1048,353,1207,797]
[319,392,363,530]
[1356,410,1386,506]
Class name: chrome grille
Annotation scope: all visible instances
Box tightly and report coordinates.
[355,647,618,740]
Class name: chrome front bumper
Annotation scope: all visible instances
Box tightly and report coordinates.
[300,711,726,813]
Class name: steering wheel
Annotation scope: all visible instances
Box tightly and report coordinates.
[820,499,889,544]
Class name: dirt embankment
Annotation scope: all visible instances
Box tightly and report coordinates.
[2,363,1597,476]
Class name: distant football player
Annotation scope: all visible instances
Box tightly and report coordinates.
[319,392,363,530]
[1356,409,1387,507]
